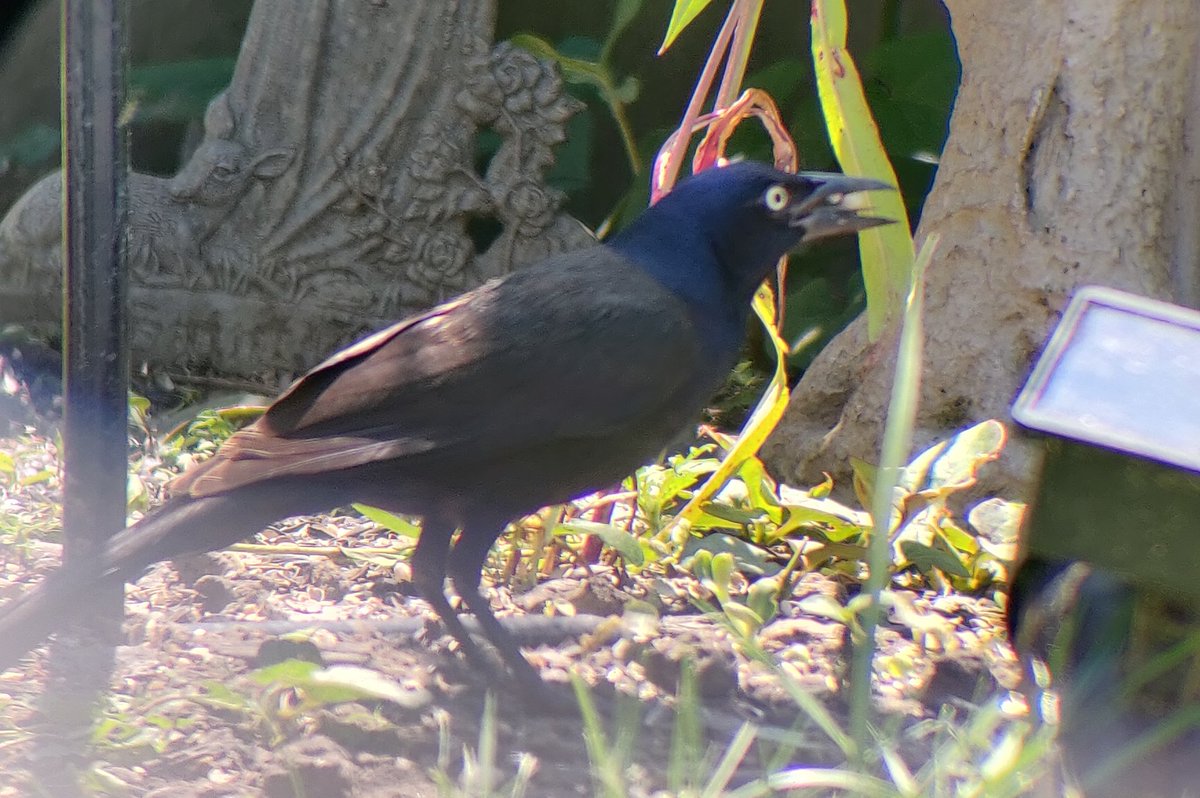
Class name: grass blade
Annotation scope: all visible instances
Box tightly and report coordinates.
[848,233,938,756]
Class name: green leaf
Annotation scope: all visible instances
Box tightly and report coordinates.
[721,601,765,637]
[848,457,878,511]
[352,504,421,538]
[18,467,54,487]
[811,0,915,338]
[659,0,717,54]
[808,473,834,499]
[898,540,970,579]
[746,577,780,626]
[214,405,268,424]
[707,551,735,605]
[250,658,321,686]
[127,473,148,512]
[936,519,979,555]
[342,546,406,568]
[195,681,255,713]
[511,34,602,83]
[777,506,864,544]
[689,549,714,581]
[682,532,779,577]
[688,507,750,531]
[305,665,431,709]
[555,519,645,566]
[637,454,717,522]
[736,456,781,512]
[798,594,855,625]
[695,502,764,527]
[251,659,430,709]
[900,419,1007,494]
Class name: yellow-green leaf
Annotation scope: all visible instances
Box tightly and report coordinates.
[937,519,979,555]
[659,0,717,54]
[709,551,735,604]
[667,283,790,546]
[721,601,764,637]
[811,0,914,338]
[808,472,834,499]
[352,504,421,538]
[848,456,877,511]
[555,519,646,566]
[747,577,780,624]
[899,540,970,579]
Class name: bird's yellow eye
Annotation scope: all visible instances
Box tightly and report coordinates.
[764,185,790,211]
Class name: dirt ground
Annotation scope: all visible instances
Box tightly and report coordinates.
[0,388,1021,796]
[0,514,1020,797]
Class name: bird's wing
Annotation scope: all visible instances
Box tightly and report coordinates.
[173,247,702,498]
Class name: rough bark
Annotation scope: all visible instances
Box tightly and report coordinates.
[766,0,1200,498]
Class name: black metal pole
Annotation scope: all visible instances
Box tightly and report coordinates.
[61,0,128,588]
[28,2,130,774]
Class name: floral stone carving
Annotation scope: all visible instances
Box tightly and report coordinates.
[0,0,591,382]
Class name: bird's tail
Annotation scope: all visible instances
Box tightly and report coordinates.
[0,483,341,672]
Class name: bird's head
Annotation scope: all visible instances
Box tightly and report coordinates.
[613,161,893,308]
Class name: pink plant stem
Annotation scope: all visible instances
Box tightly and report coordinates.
[715,0,764,109]
[652,3,740,202]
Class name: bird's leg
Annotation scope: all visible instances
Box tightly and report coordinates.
[410,517,499,677]
[446,521,544,694]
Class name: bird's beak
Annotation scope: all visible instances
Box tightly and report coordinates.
[789,173,895,243]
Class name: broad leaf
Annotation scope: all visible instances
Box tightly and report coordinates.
[555,519,646,566]
[899,540,970,579]
[811,0,914,338]
[682,531,778,576]
[353,504,421,538]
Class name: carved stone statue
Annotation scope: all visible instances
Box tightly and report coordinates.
[0,0,590,382]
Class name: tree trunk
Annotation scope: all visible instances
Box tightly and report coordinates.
[766,0,1200,498]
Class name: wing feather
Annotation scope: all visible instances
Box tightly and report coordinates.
[173,247,701,499]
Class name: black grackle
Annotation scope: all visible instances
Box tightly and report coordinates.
[0,161,890,692]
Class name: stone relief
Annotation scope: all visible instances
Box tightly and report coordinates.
[0,0,591,382]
